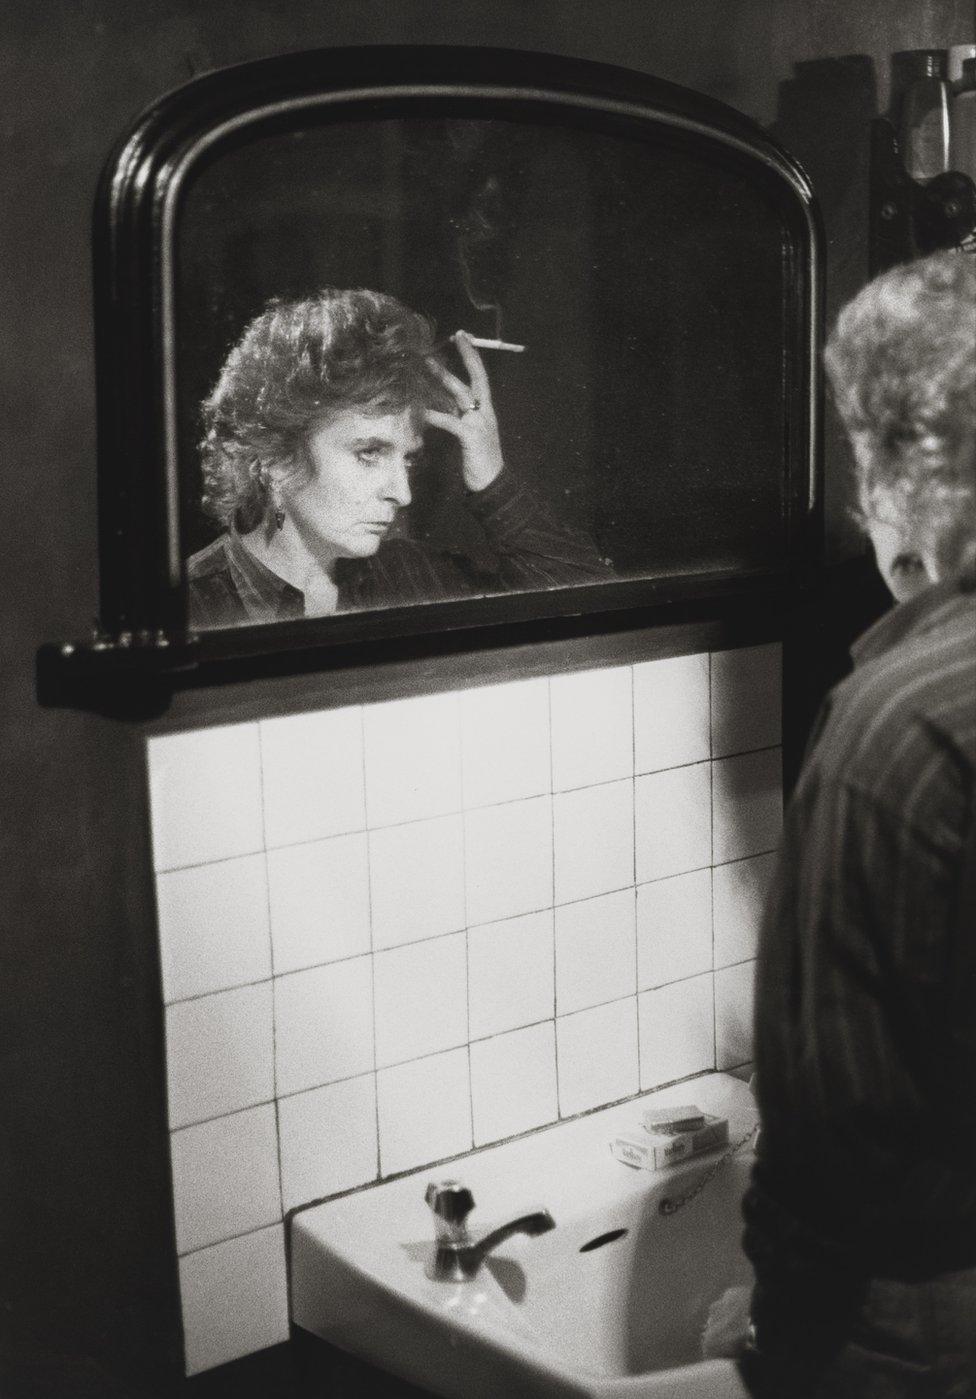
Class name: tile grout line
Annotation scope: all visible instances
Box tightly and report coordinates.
[359,704,383,1185]
[708,651,719,1072]
[456,690,476,1155]
[630,662,641,1088]
[255,721,286,1226]
[547,676,564,1118]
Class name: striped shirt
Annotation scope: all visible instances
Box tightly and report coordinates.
[187,467,611,630]
[740,563,976,1383]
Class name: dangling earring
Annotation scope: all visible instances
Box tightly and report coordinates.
[271,480,286,532]
[261,468,285,531]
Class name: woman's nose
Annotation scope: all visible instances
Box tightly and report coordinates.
[385,460,412,507]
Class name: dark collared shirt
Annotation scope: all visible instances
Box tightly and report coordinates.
[740,563,976,1388]
[187,468,611,630]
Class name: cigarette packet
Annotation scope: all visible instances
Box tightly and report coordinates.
[642,1104,708,1134]
[610,1115,729,1171]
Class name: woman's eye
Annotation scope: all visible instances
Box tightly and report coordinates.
[356,449,380,464]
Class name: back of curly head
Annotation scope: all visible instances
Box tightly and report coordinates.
[824,251,976,574]
[200,288,449,532]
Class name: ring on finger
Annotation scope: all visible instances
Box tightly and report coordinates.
[459,398,481,416]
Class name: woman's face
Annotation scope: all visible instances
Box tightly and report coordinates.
[286,407,422,559]
[863,515,935,603]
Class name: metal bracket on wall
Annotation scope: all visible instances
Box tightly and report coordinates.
[869,117,976,275]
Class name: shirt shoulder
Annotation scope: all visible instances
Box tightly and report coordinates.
[187,535,233,580]
[809,592,975,831]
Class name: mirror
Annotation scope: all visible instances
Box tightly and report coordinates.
[174,109,803,630]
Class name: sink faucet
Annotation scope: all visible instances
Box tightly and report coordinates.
[424,1180,555,1282]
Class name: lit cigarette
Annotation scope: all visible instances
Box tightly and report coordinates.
[464,336,526,353]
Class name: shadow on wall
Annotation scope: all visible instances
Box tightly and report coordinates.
[769,54,879,560]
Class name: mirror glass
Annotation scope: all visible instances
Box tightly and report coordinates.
[175,111,793,630]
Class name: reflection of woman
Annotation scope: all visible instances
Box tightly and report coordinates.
[187,288,609,628]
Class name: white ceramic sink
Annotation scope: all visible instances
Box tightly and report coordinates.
[291,1072,756,1398]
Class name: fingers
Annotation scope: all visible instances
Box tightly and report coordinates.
[450,330,491,398]
[427,358,473,409]
[427,332,493,416]
[422,407,464,439]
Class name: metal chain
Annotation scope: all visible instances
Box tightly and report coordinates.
[657,1122,758,1216]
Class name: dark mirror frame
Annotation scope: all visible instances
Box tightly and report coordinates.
[39,45,823,709]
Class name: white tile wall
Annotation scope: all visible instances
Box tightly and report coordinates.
[470,1022,558,1146]
[259,707,366,848]
[179,1225,289,1376]
[460,677,551,807]
[267,833,371,974]
[376,1047,472,1176]
[368,814,465,949]
[464,795,553,926]
[273,958,374,1096]
[635,762,712,883]
[277,1074,378,1210]
[468,910,555,1040]
[555,889,636,1015]
[553,780,634,905]
[373,933,467,1068]
[147,640,781,1373]
[550,665,632,790]
[556,998,639,1114]
[156,854,272,1003]
[633,653,710,773]
[165,982,274,1129]
[636,868,712,990]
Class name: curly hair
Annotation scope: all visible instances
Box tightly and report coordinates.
[200,288,451,531]
[824,251,976,573]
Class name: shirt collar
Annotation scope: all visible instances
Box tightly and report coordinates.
[851,558,976,669]
[225,528,304,621]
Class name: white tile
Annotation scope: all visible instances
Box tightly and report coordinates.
[635,763,711,884]
[470,1023,558,1146]
[155,853,271,1003]
[712,749,783,864]
[468,910,555,1041]
[633,653,710,773]
[369,815,465,951]
[711,644,782,758]
[373,933,467,1068]
[377,1048,472,1176]
[147,725,263,872]
[713,853,778,967]
[170,1105,281,1254]
[460,677,550,808]
[277,1074,378,1211]
[363,692,461,828]
[638,973,715,1090]
[274,958,374,1097]
[636,868,712,990]
[556,999,638,1116]
[259,707,365,848]
[550,666,633,791]
[267,832,370,975]
[179,1224,289,1376]
[715,961,755,1069]
[553,780,634,905]
[166,983,274,1130]
[465,796,553,927]
[555,889,636,1015]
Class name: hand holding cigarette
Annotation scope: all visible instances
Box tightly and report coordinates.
[423,331,507,492]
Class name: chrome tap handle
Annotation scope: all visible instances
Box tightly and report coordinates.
[424,1180,475,1230]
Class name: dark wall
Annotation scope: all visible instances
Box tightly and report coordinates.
[1,3,971,1397]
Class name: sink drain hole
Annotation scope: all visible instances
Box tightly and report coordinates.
[579,1228,628,1253]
